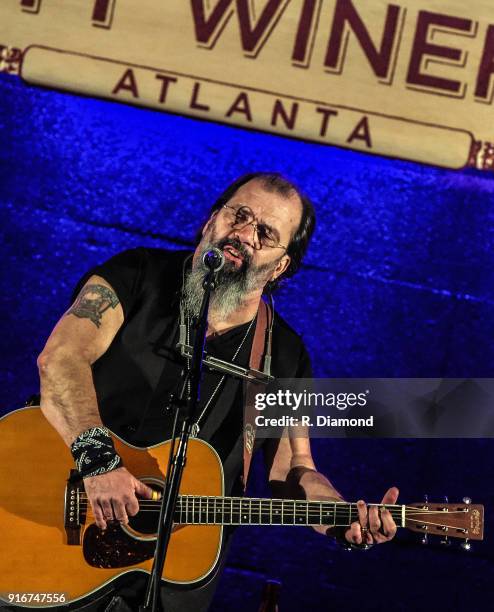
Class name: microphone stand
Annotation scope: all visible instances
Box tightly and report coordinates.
[138,262,218,612]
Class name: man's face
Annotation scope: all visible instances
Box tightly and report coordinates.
[200,179,303,289]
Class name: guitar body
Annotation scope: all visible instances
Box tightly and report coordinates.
[0,407,485,608]
[0,407,224,608]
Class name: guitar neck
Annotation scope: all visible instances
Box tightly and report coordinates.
[173,496,404,527]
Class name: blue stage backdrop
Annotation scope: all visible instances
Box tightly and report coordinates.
[1,73,493,611]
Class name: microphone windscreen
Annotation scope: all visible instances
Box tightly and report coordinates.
[202,247,225,271]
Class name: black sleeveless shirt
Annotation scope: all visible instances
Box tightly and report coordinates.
[72,248,312,496]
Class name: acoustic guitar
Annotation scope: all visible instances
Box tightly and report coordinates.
[0,407,484,609]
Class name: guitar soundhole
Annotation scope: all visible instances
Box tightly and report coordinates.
[127,481,164,536]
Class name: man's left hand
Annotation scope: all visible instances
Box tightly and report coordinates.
[344,486,399,545]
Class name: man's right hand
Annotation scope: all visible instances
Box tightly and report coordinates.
[83,467,155,530]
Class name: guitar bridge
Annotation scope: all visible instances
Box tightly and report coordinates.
[64,469,86,545]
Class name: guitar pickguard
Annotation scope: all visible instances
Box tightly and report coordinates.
[83,524,156,569]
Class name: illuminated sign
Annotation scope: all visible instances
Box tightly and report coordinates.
[1,1,493,169]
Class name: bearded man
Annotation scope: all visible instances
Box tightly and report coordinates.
[37,172,398,611]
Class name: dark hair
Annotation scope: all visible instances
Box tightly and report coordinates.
[199,172,316,292]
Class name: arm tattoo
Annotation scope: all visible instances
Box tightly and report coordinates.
[66,284,120,328]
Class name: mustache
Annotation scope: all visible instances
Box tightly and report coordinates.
[215,237,252,267]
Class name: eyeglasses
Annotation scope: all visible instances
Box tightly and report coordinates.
[222,204,288,251]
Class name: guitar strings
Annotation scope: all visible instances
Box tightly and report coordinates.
[78,504,463,516]
[73,499,462,526]
[74,506,459,520]
[76,506,465,533]
[76,503,464,532]
[75,495,460,514]
[75,496,460,513]
[75,498,406,512]
[405,516,468,527]
[75,493,440,511]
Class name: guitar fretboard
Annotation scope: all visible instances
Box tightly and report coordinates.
[172,496,404,527]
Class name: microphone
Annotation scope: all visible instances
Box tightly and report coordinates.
[202,247,225,272]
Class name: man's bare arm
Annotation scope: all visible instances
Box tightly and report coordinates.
[265,433,344,505]
[37,275,123,445]
[37,275,153,529]
[265,433,398,544]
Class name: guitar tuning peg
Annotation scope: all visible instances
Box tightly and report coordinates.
[460,539,471,551]
[462,497,472,505]
[420,533,428,545]
[440,536,451,547]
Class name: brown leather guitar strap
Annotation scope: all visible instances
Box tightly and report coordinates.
[243,299,272,490]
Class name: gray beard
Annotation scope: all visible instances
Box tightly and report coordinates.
[183,248,274,320]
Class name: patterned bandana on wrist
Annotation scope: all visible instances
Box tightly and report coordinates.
[70,426,123,478]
